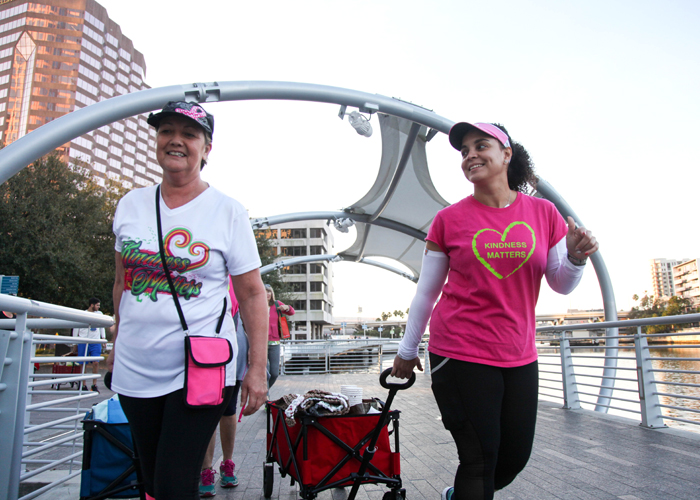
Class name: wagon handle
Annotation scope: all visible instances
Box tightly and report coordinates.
[347,368,414,500]
[380,367,415,391]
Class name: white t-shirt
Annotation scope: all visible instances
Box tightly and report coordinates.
[112,185,261,398]
[72,310,106,340]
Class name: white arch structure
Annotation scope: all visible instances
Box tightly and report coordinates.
[0,80,619,411]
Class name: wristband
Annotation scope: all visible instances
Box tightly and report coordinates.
[567,254,587,266]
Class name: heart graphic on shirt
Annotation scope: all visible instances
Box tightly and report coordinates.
[472,222,536,279]
[164,228,210,271]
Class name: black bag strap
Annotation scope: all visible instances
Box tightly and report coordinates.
[215,297,227,334]
[155,187,229,336]
[156,186,189,334]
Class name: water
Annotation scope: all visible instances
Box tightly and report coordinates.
[537,346,700,434]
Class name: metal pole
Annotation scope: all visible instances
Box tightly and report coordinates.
[634,327,666,428]
[8,313,30,500]
[535,178,619,412]
[559,333,580,410]
[0,81,455,185]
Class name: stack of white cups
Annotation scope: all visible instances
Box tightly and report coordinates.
[340,385,363,407]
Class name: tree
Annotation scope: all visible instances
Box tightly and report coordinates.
[380,311,391,322]
[254,230,293,304]
[629,293,696,333]
[393,309,405,319]
[0,154,124,314]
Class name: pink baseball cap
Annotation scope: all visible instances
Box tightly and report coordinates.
[448,122,511,151]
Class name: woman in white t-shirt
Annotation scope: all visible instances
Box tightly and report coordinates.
[107,101,269,500]
[392,122,599,500]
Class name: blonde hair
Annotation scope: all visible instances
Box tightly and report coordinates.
[265,284,276,306]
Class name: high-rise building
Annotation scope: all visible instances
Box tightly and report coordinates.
[261,221,335,340]
[673,258,700,308]
[0,0,160,188]
[650,258,686,299]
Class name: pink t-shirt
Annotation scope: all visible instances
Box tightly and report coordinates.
[427,193,567,367]
[268,301,295,342]
[228,276,239,317]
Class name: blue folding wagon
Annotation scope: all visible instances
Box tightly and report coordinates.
[80,397,145,500]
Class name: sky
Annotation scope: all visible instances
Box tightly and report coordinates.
[96,0,700,319]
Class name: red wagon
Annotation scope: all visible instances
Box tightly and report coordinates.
[51,361,82,389]
[264,369,414,500]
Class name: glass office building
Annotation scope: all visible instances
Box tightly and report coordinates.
[0,0,160,188]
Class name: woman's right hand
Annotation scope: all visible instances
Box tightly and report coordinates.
[106,348,115,371]
[240,364,267,415]
[391,355,423,379]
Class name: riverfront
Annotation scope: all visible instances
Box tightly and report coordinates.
[537,347,700,433]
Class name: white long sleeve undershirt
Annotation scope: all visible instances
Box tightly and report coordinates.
[397,237,585,360]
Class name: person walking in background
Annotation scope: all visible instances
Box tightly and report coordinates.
[199,279,250,497]
[392,122,599,500]
[108,101,269,500]
[265,284,294,391]
[70,297,105,392]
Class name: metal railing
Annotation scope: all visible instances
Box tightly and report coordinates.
[279,338,428,375]
[0,294,112,500]
[536,313,700,430]
[278,316,700,432]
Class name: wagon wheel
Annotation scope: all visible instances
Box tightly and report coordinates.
[263,462,274,498]
[382,488,406,500]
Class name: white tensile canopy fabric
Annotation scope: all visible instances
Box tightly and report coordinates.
[338,114,450,279]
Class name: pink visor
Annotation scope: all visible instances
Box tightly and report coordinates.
[448,122,511,150]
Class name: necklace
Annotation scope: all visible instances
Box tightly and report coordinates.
[503,191,513,208]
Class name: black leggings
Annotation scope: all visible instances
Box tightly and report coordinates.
[120,387,234,499]
[430,354,538,500]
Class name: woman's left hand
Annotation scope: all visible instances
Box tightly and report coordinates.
[279,304,290,313]
[566,217,599,260]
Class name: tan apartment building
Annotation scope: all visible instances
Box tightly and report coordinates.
[673,258,700,308]
[260,220,335,340]
[650,258,686,299]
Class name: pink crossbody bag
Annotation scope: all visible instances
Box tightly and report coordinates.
[156,187,233,408]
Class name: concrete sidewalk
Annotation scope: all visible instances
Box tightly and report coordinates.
[27,371,700,500]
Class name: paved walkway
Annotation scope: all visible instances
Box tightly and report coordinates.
[30,371,700,500]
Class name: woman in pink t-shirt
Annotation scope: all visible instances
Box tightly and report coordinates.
[392,122,599,500]
[265,284,294,390]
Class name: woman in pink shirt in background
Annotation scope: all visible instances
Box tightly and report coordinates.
[265,284,294,391]
[392,122,599,500]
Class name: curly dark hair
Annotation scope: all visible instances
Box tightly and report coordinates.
[491,123,537,192]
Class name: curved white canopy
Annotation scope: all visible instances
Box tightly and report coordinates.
[338,114,449,278]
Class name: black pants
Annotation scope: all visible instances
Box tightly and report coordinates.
[430,354,538,500]
[120,387,234,499]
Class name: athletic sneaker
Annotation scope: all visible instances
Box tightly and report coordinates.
[199,468,217,497]
[219,459,238,487]
[441,486,454,500]
[91,384,99,393]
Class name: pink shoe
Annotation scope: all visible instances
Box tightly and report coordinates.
[199,468,217,497]
[219,460,238,487]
